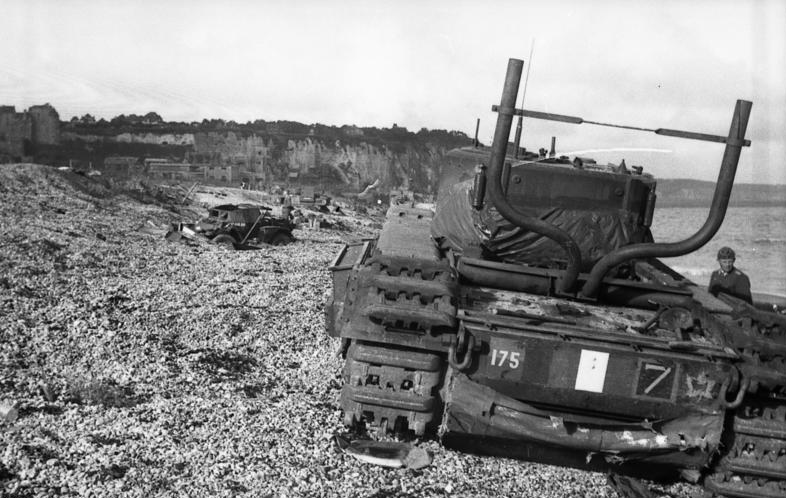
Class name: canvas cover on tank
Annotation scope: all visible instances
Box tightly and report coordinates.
[431,163,655,271]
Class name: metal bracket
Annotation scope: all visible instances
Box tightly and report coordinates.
[720,375,749,409]
[448,325,476,371]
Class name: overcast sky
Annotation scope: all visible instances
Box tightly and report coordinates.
[2,0,784,184]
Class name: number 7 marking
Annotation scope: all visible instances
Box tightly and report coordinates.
[644,364,672,394]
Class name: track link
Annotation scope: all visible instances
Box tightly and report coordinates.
[706,399,786,497]
[340,256,458,436]
[341,341,445,436]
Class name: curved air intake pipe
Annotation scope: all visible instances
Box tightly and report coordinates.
[580,99,752,298]
[487,59,583,294]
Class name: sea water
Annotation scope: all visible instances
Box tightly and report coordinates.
[651,206,786,297]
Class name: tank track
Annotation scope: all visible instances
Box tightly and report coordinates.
[733,311,786,396]
[341,341,445,436]
[340,255,457,436]
[361,259,457,332]
[703,310,786,498]
[705,400,786,498]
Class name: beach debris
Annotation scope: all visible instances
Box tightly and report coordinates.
[334,433,432,469]
[606,473,657,498]
[0,400,19,423]
[38,382,57,402]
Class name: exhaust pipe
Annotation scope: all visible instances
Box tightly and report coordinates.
[581,99,752,298]
[487,59,583,294]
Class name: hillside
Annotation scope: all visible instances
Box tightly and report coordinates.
[656,179,786,207]
[47,119,474,195]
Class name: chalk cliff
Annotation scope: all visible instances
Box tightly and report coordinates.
[55,120,471,193]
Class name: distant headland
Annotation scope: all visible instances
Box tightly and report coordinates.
[656,179,786,207]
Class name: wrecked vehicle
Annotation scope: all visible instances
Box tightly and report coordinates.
[166,204,294,248]
[327,59,786,497]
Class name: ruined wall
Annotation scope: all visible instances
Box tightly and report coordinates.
[28,104,60,145]
[0,107,32,159]
[0,104,61,161]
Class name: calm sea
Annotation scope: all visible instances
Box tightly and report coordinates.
[651,206,786,297]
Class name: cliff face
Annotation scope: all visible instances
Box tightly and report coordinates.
[115,132,195,146]
[283,138,446,192]
[61,131,195,145]
[55,123,471,193]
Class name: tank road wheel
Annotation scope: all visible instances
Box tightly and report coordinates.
[211,234,237,249]
[269,232,293,246]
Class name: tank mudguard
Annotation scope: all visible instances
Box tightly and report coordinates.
[327,240,375,338]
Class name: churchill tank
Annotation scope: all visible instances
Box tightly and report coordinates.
[326,58,786,497]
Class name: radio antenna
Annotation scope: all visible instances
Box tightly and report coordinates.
[521,40,535,107]
[513,40,535,158]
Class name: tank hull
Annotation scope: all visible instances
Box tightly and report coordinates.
[328,205,786,498]
[328,58,784,496]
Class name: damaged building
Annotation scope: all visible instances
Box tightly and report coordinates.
[0,104,60,162]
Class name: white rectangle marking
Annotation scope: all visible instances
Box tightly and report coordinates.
[574,350,609,393]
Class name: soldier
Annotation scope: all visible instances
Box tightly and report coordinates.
[708,246,752,304]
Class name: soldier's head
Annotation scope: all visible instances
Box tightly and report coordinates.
[717,246,736,273]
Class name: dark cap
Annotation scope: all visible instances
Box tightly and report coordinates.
[717,246,736,260]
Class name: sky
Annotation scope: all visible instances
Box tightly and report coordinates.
[2,0,785,184]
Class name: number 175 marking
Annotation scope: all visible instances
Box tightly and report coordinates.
[490,349,521,369]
